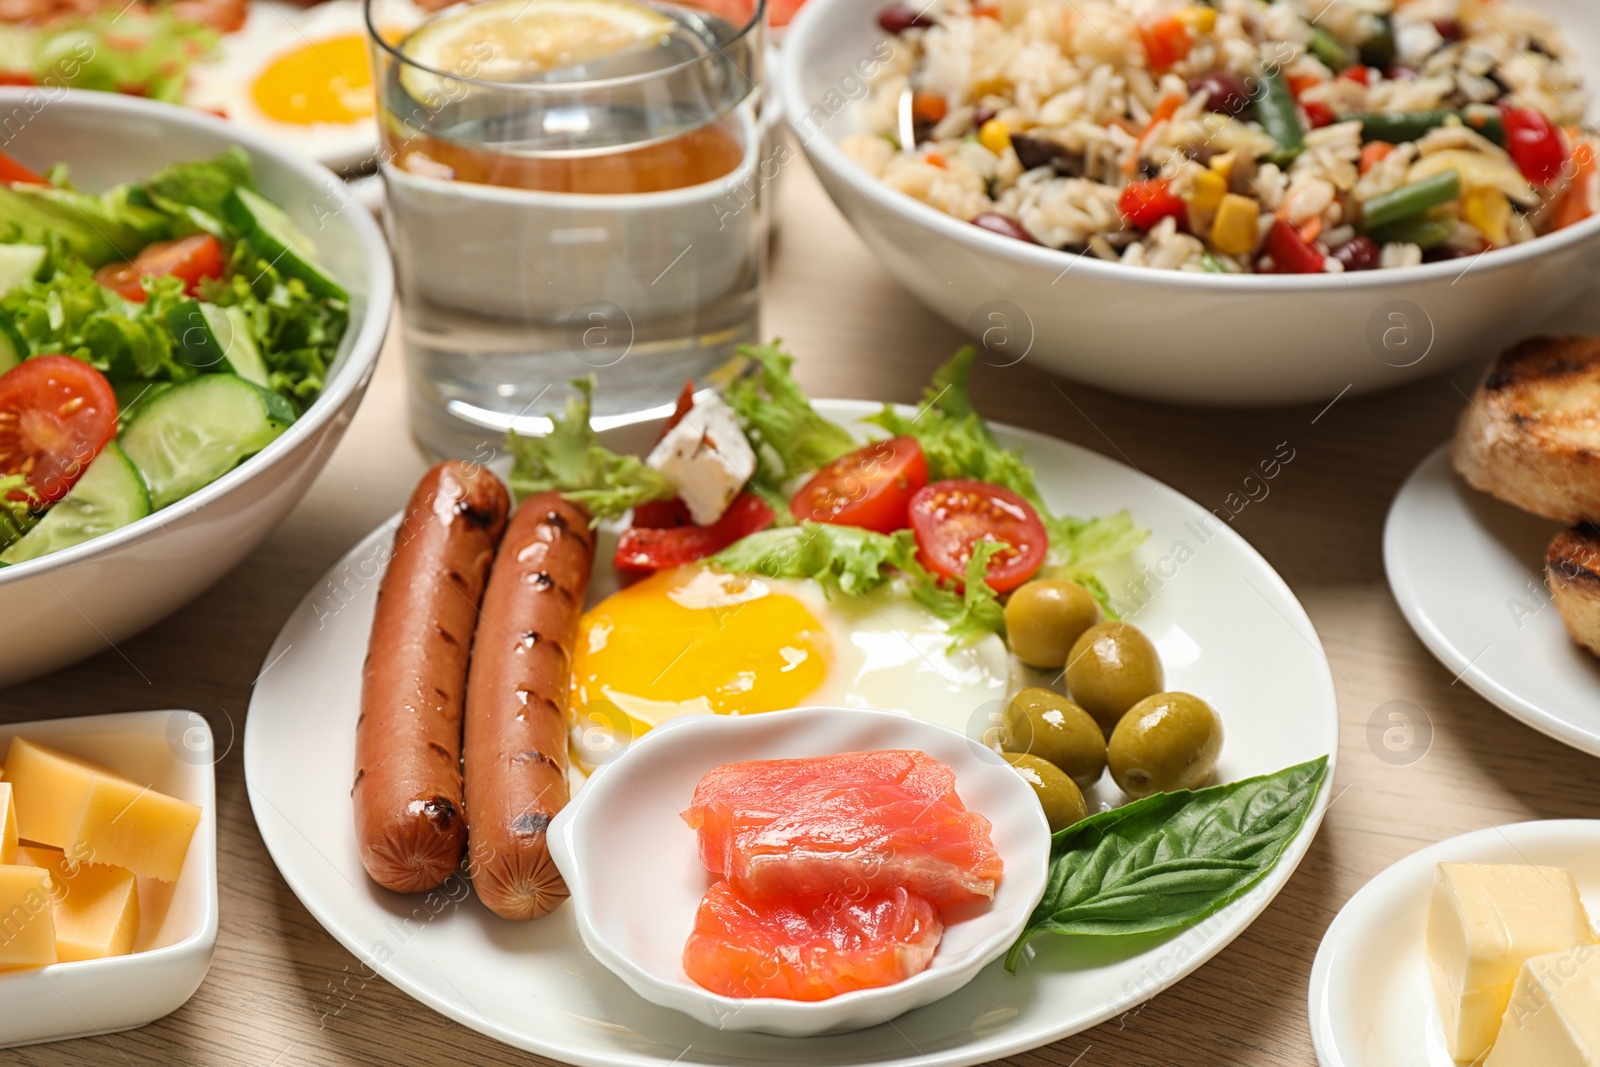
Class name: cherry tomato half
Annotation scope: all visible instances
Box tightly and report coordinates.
[615,492,774,576]
[0,355,118,504]
[0,149,48,186]
[1500,104,1568,185]
[93,233,226,303]
[789,436,928,533]
[908,479,1048,593]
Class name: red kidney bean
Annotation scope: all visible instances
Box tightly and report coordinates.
[1330,235,1381,271]
[877,4,933,34]
[1189,69,1252,115]
[973,213,1037,243]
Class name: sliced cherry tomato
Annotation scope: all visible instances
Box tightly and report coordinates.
[93,233,226,303]
[907,479,1047,594]
[789,436,928,533]
[1302,101,1336,129]
[1118,178,1186,230]
[1262,217,1327,273]
[0,149,48,186]
[615,492,774,576]
[1138,16,1192,70]
[0,355,118,504]
[1500,104,1568,185]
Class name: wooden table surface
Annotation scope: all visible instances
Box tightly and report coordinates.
[6,151,1600,1067]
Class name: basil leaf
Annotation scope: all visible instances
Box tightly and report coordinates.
[1006,755,1329,971]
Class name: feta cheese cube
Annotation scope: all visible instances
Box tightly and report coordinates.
[1486,944,1600,1066]
[1427,863,1598,1062]
[645,392,756,526]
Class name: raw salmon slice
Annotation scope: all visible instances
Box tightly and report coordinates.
[681,750,1003,906]
[683,881,943,1000]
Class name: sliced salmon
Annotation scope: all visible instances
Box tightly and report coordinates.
[683,881,943,1000]
[681,750,1003,907]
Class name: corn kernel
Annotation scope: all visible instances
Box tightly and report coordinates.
[1176,5,1216,33]
[1186,170,1227,211]
[1211,193,1261,255]
[1462,185,1511,246]
[979,118,1012,156]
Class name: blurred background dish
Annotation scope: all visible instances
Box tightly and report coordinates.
[0,89,392,688]
[780,0,1600,406]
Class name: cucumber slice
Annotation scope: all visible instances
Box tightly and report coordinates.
[113,380,174,431]
[120,374,292,510]
[166,299,270,387]
[0,442,150,565]
[0,310,26,373]
[0,243,45,296]
[221,187,348,302]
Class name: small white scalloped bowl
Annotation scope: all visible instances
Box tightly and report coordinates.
[547,706,1051,1037]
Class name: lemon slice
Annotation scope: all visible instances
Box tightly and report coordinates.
[402,0,676,83]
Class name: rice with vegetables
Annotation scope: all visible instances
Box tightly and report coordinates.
[842,0,1597,273]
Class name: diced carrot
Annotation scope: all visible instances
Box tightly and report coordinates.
[1124,91,1185,175]
[925,151,948,169]
[1298,216,1323,243]
[972,2,1000,18]
[1359,141,1393,175]
[1555,139,1597,229]
[911,91,948,127]
[1286,72,1322,98]
[1138,17,1192,69]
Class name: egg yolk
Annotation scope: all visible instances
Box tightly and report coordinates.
[252,32,375,125]
[571,567,831,749]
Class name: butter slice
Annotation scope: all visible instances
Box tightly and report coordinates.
[15,846,139,963]
[66,776,201,883]
[1485,944,1600,1066]
[1427,863,1598,1062]
[1,737,131,848]
[0,864,57,967]
[1,782,16,863]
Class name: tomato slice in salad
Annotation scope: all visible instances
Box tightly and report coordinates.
[789,436,928,533]
[94,234,227,303]
[0,355,119,504]
[615,492,774,576]
[0,149,48,186]
[908,479,1048,593]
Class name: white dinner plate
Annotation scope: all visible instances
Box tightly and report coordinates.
[1308,819,1600,1067]
[1385,443,1600,757]
[243,400,1339,1067]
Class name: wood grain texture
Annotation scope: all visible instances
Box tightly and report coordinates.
[5,150,1600,1067]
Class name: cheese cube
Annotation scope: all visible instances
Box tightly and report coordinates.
[2,737,131,848]
[1427,863,1598,1062]
[1485,944,1600,1065]
[0,864,58,968]
[1,782,16,864]
[15,846,138,963]
[66,776,201,883]
[644,392,756,526]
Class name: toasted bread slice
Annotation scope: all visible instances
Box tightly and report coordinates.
[1548,524,1600,657]
[1453,336,1600,522]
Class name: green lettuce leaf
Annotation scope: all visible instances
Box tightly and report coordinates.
[723,341,854,490]
[28,10,218,105]
[0,181,174,269]
[866,347,1147,606]
[0,265,193,382]
[507,378,675,519]
[140,147,256,234]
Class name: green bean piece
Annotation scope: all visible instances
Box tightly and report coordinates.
[1308,28,1354,73]
[1256,68,1304,166]
[1360,170,1461,230]
[1354,108,1507,146]
[1358,14,1396,71]
[1199,252,1231,273]
[1367,213,1459,250]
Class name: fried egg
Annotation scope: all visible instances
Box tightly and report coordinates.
[186,0,418,167]
[569,566,1010,772]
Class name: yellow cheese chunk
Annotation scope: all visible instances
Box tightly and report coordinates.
[66,776,201,883]
[1427,863,1598,1062]
[0,864,58,968]
[1,782,16,864]
[1,737,131,849]
[15,846,138,963]
[1486,944,1600,1066]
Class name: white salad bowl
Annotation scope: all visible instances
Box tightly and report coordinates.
[547,706,1053,1037]
[0,90,393,688]
[0,710,219,1048]
[780,0,1600,406]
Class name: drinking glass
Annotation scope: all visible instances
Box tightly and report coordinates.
[367,0,766,458]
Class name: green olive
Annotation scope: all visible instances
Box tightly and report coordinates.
[1004,579,1102,668]
[1003,752,1088,832]
[1107,692,1224,798]
[1002,687,1106,789]
[1064,621,1165,734]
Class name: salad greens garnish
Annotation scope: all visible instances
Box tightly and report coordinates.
[710,523,1007,645]
[723,341,855,493]
[1005,756,1330,972]
[867,347,1147,607]
[0,10,218,105]
[507,378,675,520]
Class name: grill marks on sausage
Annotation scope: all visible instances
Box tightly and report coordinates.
[512,749,558,769]
[510,813,553,837]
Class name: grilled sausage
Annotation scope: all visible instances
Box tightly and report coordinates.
[463,493,594,920]
[354,462,510,894]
